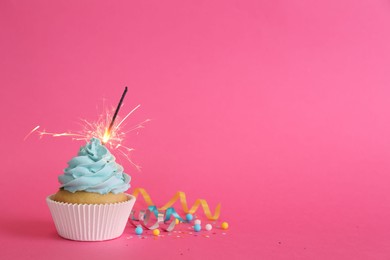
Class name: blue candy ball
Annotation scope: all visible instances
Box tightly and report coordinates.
[135,226,143,235]
[194,224,201,232]
[186,213,193,221]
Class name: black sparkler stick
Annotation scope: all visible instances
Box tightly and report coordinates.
[104,86,128,142]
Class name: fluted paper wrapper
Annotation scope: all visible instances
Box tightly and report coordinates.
[46,194,136,241]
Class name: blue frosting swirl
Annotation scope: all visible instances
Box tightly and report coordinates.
[58,138,131,194]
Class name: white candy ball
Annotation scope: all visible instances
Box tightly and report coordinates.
[194,219,201,225]
[205,224,212,231]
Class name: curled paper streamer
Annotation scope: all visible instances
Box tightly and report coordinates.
[131,188,221,220]
[130,206,178,232]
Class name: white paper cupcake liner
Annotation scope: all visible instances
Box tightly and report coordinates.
[46,194,136,241]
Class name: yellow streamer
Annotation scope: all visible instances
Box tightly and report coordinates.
[132,188,221,220]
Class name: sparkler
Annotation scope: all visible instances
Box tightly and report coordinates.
[26,87,149,169]
[102,86,128,144]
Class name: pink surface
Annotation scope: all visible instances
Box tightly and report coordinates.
[1,0,390,259]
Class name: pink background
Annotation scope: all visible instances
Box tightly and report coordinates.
[1,0,390,259]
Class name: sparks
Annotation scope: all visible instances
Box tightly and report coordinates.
[26,104,148,170]
[24,125,40,140]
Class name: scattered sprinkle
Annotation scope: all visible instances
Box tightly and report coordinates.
[221,222,229,230]
[152,229,160,236]
[185,214,193,222]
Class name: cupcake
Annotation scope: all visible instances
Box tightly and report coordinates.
[46,138,136,241]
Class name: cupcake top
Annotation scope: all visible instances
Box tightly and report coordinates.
[58,138,131,194]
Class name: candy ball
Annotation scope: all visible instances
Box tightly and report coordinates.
[194,224,201,232]
[186,213,193,222]
[175,218,180,224]
[194,219,201,225]
[152,229,160,236]
[135,226,143,235]
[205,224,212,231]
[221,222,229,230]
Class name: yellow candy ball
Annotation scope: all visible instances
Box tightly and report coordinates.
[175,218,179,225]
[152,229,160,236]
[221,222,229,230]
